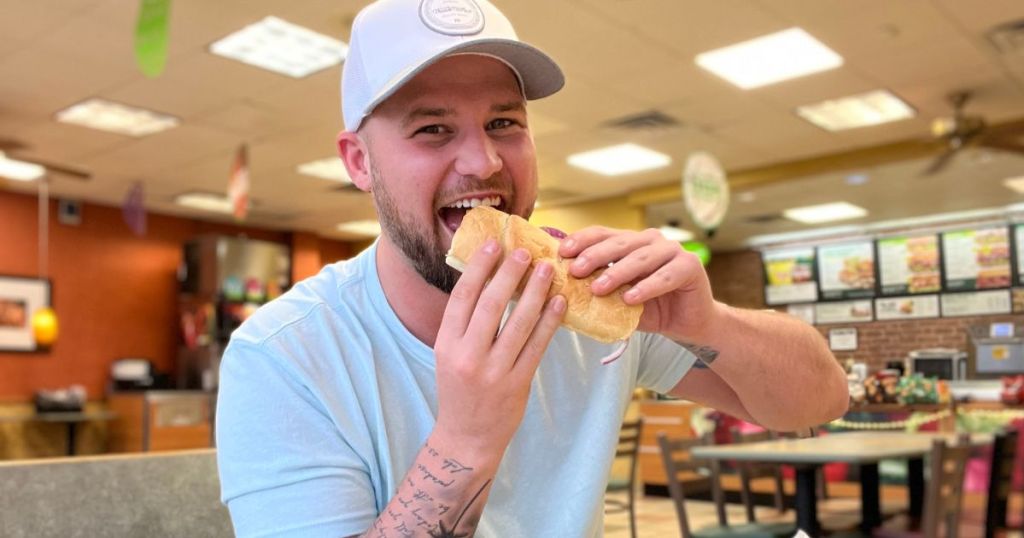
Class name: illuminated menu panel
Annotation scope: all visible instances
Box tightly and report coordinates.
[763,247,817,305]
[817,241,876,300]
[877,234,941,296]
[942,227,1011,291]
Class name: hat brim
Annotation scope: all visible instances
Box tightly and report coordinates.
[355,39,564,130]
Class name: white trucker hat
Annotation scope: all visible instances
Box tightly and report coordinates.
[341,0,565,132]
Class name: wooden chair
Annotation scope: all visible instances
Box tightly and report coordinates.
[730,428,787,523]
[919,434,972,538]
[657,432,795,538]
[833,434,972,538]
[981,429,1019,538]
[605,418,643,538]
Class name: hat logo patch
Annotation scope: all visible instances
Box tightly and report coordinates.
[419,0,485,36]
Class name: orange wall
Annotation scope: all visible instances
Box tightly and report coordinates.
[0,190,351,402]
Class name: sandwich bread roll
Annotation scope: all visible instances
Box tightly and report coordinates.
[446,206,642,343]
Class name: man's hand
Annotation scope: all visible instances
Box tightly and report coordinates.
[558,227,718,342]
[433,239,567,454]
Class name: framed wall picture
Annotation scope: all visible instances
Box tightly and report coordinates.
[0,276,51,352]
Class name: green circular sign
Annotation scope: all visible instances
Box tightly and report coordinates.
[682,241,711,266]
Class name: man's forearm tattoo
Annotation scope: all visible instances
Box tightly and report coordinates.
[680,342,719,368]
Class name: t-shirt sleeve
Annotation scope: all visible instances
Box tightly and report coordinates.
[216,338,377,538]
[634,332,697,395]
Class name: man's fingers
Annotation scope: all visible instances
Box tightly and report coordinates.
[558,226,614,259]
[439,239,501,340]
[589,243,680,296]
[462,248,533,348]
[621,253,700,304]
[567,229,661,279]
[490,261,555,366]
[510,295,566,380]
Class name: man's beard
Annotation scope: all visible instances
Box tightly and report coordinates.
[371,164,462,293]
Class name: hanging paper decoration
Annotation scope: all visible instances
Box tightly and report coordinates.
[122,181,147,236]
[228,144,250,221]
[134,0,172,77]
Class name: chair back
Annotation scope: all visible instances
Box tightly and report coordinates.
[732,428,786,521]
[922,434,971,538]
[985,429,1019,538]
[657,432,724,538]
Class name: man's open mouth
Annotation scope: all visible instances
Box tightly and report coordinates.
[438,195,507,234]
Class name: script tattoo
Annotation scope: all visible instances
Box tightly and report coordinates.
[428,480,491,538]
[375,441,491,537]
[680,341,719,367]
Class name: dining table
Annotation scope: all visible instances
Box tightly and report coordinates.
[690,431,991,536]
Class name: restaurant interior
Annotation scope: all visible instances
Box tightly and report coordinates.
[2,0,1024,536]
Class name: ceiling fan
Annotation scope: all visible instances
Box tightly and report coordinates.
[0,137,91,181]
[923,90,1024,175]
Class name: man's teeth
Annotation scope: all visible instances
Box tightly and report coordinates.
[446,196,502,209]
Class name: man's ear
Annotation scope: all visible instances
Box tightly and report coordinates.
[336,130,372,193]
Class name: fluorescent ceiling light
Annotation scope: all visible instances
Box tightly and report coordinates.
[336,220,382,238]
[1003,175,1024,194]
[567,143,671,176]
[210,16,348,78]
[56,98,179,137]
[297,157,350,183]
[797,90,915,131]
[0,152,45,182]
[695,27,842,89]
[659,225,694,242]
[175,192,234,214]
[783,202,867,224]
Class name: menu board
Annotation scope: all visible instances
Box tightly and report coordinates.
[877,234,941,295]
[763,248,817,305]
[941,290,1012,317]
[942,227,1012,291]
[817,242,876,300]
[875,295,940,321]
[1017,225,1024,286]
[815,300,873,324]
[786,304,815,325]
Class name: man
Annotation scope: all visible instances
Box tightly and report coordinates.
[215,0,849,537]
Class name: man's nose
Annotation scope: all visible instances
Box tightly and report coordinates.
[453,129,502,179]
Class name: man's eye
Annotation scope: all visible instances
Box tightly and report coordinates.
[488,118,517,130]
[415,125,447,135]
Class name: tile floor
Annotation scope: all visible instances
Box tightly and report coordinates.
[603,492,779,538]
[602,491,1024,538]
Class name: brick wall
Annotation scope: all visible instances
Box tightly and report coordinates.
[708,249,1024,372]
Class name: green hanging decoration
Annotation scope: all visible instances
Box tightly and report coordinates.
[134,0,172,77]
[681,241,711,266]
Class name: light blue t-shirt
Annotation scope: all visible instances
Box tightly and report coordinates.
[216,243,696,538]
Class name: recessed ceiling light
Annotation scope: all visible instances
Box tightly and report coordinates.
[695,27,842,89]
[56,98,179,137]
[336,220,381,237]
[297,157,350,183]
[783,202,867,224]
[1004,175,1024,194]
[567,143,671,176]
[0,152,45,182]
[797,90,915,131]
[210,16,348,78]
[175,192,234,214]
[658,225,694,242]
